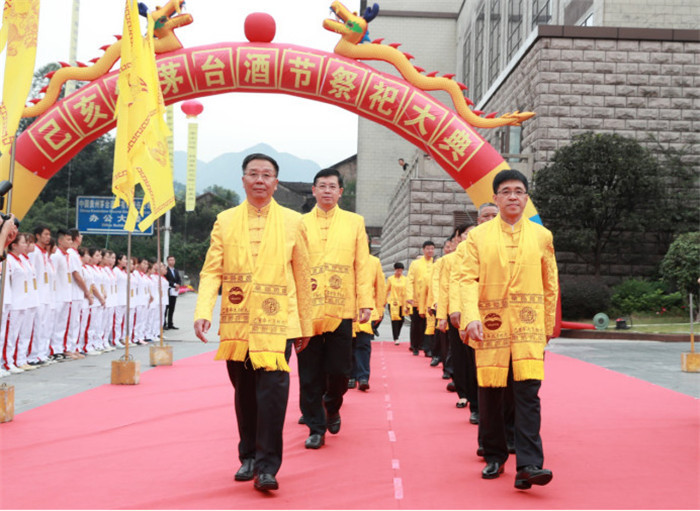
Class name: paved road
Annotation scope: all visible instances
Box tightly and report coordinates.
[2,293,698,416]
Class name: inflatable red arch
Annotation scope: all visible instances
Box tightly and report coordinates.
[0,40,541,223]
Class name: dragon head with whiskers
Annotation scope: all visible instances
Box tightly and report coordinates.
[323,1,379,45]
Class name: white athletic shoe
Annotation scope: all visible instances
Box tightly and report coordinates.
[8,365,24,374]
[86,349,103,356]
[114,341,125,349]
[103,346,116,353]
[0,368,10,377]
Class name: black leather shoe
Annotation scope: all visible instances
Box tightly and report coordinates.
[234,459,255,481]
[482,461,505,479]
[327,413,341,434]
[347,378,357,389]
[456,399,467,408]
[446,381,456,392]
[430,356,440,366]
[469,411,480,424]
[514,466,552,489]
[442,371,451,380]
[358,379,369,391]
[254,473,279,491]
[305,433,325,449]
[412,349,419,356]
[476,445,485,457]
[298,415,306,425]
[169,325,179,330]
[424,350,432,357]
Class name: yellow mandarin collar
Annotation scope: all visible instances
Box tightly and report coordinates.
[314,204,337,219]
[246,200,272,217]
[499,214,523,233]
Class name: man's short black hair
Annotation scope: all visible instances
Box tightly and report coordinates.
[56,228,70,238]
[393,262,404,270]
[492,169,528,193]
[33,224,50,237]
[455,223,472,236]
[422,240,435,248]
[242,153,279,176]
[68,228,81,240]
[313,168,344,188]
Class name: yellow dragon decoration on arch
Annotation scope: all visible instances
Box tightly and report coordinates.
[323,1,534,129]
[22,0,192,119]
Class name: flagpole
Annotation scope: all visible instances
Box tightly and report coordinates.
[124,232,132,361]
[157,217,164,347]
[0,135,17,347]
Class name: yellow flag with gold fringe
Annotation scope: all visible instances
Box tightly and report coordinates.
[112,0,174,232]
[0,0,40,154]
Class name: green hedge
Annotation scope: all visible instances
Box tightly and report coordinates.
[560,276,611,319]
[610,278,683,315]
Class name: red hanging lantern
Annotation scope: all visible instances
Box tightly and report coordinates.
[180,99,203,119]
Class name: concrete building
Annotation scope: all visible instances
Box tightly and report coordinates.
[355,0,699,277]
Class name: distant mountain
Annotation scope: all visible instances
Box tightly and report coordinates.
[173,143,322,198]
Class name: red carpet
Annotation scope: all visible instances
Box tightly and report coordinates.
[1,342,698,509]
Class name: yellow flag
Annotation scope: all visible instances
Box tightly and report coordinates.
[112,0,174,232]
[0,0,40,154]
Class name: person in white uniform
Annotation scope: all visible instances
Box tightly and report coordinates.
[27,226,54,366]
[66,229,91,358]
[112,253,128,347]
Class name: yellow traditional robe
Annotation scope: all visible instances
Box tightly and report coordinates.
[406,255,433,315]
[355,254,387,335]
[436,251,458,321]
[195,200,313,371]
[302,205,372,335]
[456,215,558,387]
[386,274,407,321]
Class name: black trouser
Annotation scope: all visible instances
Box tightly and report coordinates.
[448,323,468,399]
[226,339,293,476]
[465,344,479,413]
[479,360,543,469]
[297,319,353,436]
[351,331,372,381]
[434,328,449,364]
[409,310,426,352]
[164,295,177,327]
[390,306,404,341]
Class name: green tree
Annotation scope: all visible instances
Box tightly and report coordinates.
[531,132,663,277]
[660,231,700,302]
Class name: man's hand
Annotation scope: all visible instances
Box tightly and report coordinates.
[85,291,94,306]
[194,319,211,343]
[406,299,414,307]
[438,319,448,332]
[358,308,372,324]
[1,215,17,248]
[466,320,483,342]
[449,311,461,330]
[294,337,310,353]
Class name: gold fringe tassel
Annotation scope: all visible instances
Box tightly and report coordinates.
[250,352,291,372]
[214,340,249,362]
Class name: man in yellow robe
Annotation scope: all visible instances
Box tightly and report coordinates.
[456,170,558,490]
[298,168,372,450]
[349,251,386,391]
[406,241,435,356]
[386,262,407,345]
[194,153,313,492]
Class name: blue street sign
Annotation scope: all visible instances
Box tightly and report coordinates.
[76,196,154,235]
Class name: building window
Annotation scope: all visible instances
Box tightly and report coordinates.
[489,0,501,83]
[580,12,594,26]
[474,2,485,100]
[500,125,522,159]
[507,0,523,61]
[462,31,471,88]
[531,0,551,28]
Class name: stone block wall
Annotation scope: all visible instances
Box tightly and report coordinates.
[477,26,699,280]
[380,169,477,273]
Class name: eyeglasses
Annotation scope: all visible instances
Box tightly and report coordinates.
[244,171,276,181]
[496,189,527,197]
[315,184,340,191]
